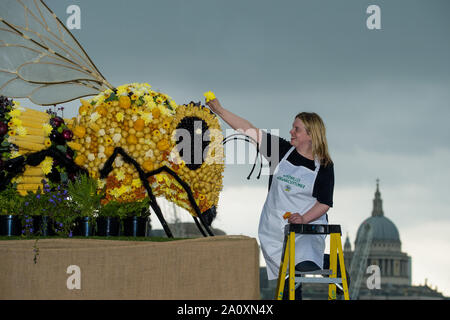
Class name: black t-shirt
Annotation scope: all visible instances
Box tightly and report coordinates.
[259,131,334,207]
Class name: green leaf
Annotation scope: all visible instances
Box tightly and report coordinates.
[105,92,118,102]
[56,145,67,153]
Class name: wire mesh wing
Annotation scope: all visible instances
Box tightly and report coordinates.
[0,0,113,105]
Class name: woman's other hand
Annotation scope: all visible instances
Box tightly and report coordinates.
[288,213,304,224]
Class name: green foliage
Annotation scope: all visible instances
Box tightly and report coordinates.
[98,200,124,219]
[120,198,150,217]
[0,183,23,215]
[67,174,103,217]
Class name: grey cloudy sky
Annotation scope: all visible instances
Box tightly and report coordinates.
[20,0,450,295]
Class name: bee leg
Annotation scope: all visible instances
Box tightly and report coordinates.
[100,147,175,238]
[192,216,207,237]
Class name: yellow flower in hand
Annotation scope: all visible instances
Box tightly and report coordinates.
[203,91,216,102]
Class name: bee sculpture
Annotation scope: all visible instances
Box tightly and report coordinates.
[0,0,247,237]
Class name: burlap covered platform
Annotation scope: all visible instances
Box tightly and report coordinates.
[0,235,260,300]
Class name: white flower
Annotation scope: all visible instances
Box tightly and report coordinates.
[97,179,106,189]
[131,115,138,122]
[85,136,91,143]
[90,112,100,123]
[109,128,115,135]
[98,152,106,159]
[112,133,122,143]
[98,129,105,136]
[145,149,154,158]
[115,157,124,168]
[88,153,95,161]
[98,145,105,153]
[160,128,166,134]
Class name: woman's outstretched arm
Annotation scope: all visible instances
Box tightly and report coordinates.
[206,98,262,145]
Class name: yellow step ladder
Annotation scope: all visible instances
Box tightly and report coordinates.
[275,224,350,300]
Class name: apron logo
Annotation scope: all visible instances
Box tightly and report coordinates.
[284,185,291,192]
[277,174,306,189]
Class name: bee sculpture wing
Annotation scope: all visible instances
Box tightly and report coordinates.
[0,0,113,106]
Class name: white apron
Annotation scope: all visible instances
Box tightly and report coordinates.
[258,147,327,280]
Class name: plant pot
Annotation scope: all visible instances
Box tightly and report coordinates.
[32,216,55,236]
[123,216,147,237]
[73,216,94,237]
[96,217,120,236]
[0,215,22,236]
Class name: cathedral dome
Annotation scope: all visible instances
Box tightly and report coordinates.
[355,179,401,244]
[356,216,401,243]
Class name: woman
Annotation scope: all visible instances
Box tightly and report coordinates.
[206,97,334,299]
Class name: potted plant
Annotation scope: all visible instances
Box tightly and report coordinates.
[121,198,150,237]
[20,188,55,236]
[0,184,23,236]
[96,200,122,237]
[67,174,103,237]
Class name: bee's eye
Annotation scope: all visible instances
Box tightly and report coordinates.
[175,116,210,170]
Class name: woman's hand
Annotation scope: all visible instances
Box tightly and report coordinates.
[288,213,304,224]
[205,98,223,115]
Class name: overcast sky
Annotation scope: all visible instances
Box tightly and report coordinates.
[16,0,450,296]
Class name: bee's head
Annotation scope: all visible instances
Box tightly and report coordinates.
[172,102,224,223]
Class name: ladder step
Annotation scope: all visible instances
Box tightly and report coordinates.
[295,277,342,284]
[295,269,333,276]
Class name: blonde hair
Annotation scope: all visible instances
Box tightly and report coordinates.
[295,112,333,167]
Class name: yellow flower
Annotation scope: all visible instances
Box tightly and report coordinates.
[131,94,138,101]
[8,130,16,137]
[152,129,161,136]
[131,179,142,188]
[162,120,171,130]
[9,109,21,117]
[43,123,53,136]
[155,96,163,104]
[116,112,124,122]
[118,185,130,196]
[116,169,126,181]
[41,156,53,175]
[116,85,128,96]
[110,188,121,198]
[10,150,22,159]
[11,118,22,126]
[144,95,156,108]
[132,106,139,114]
[203,91,216,102]
[44,138,52,147]
[105,136,113,145]
[169,99,177,109]
[140,112,153,124]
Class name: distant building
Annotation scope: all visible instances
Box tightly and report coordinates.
[260,180,449,300]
